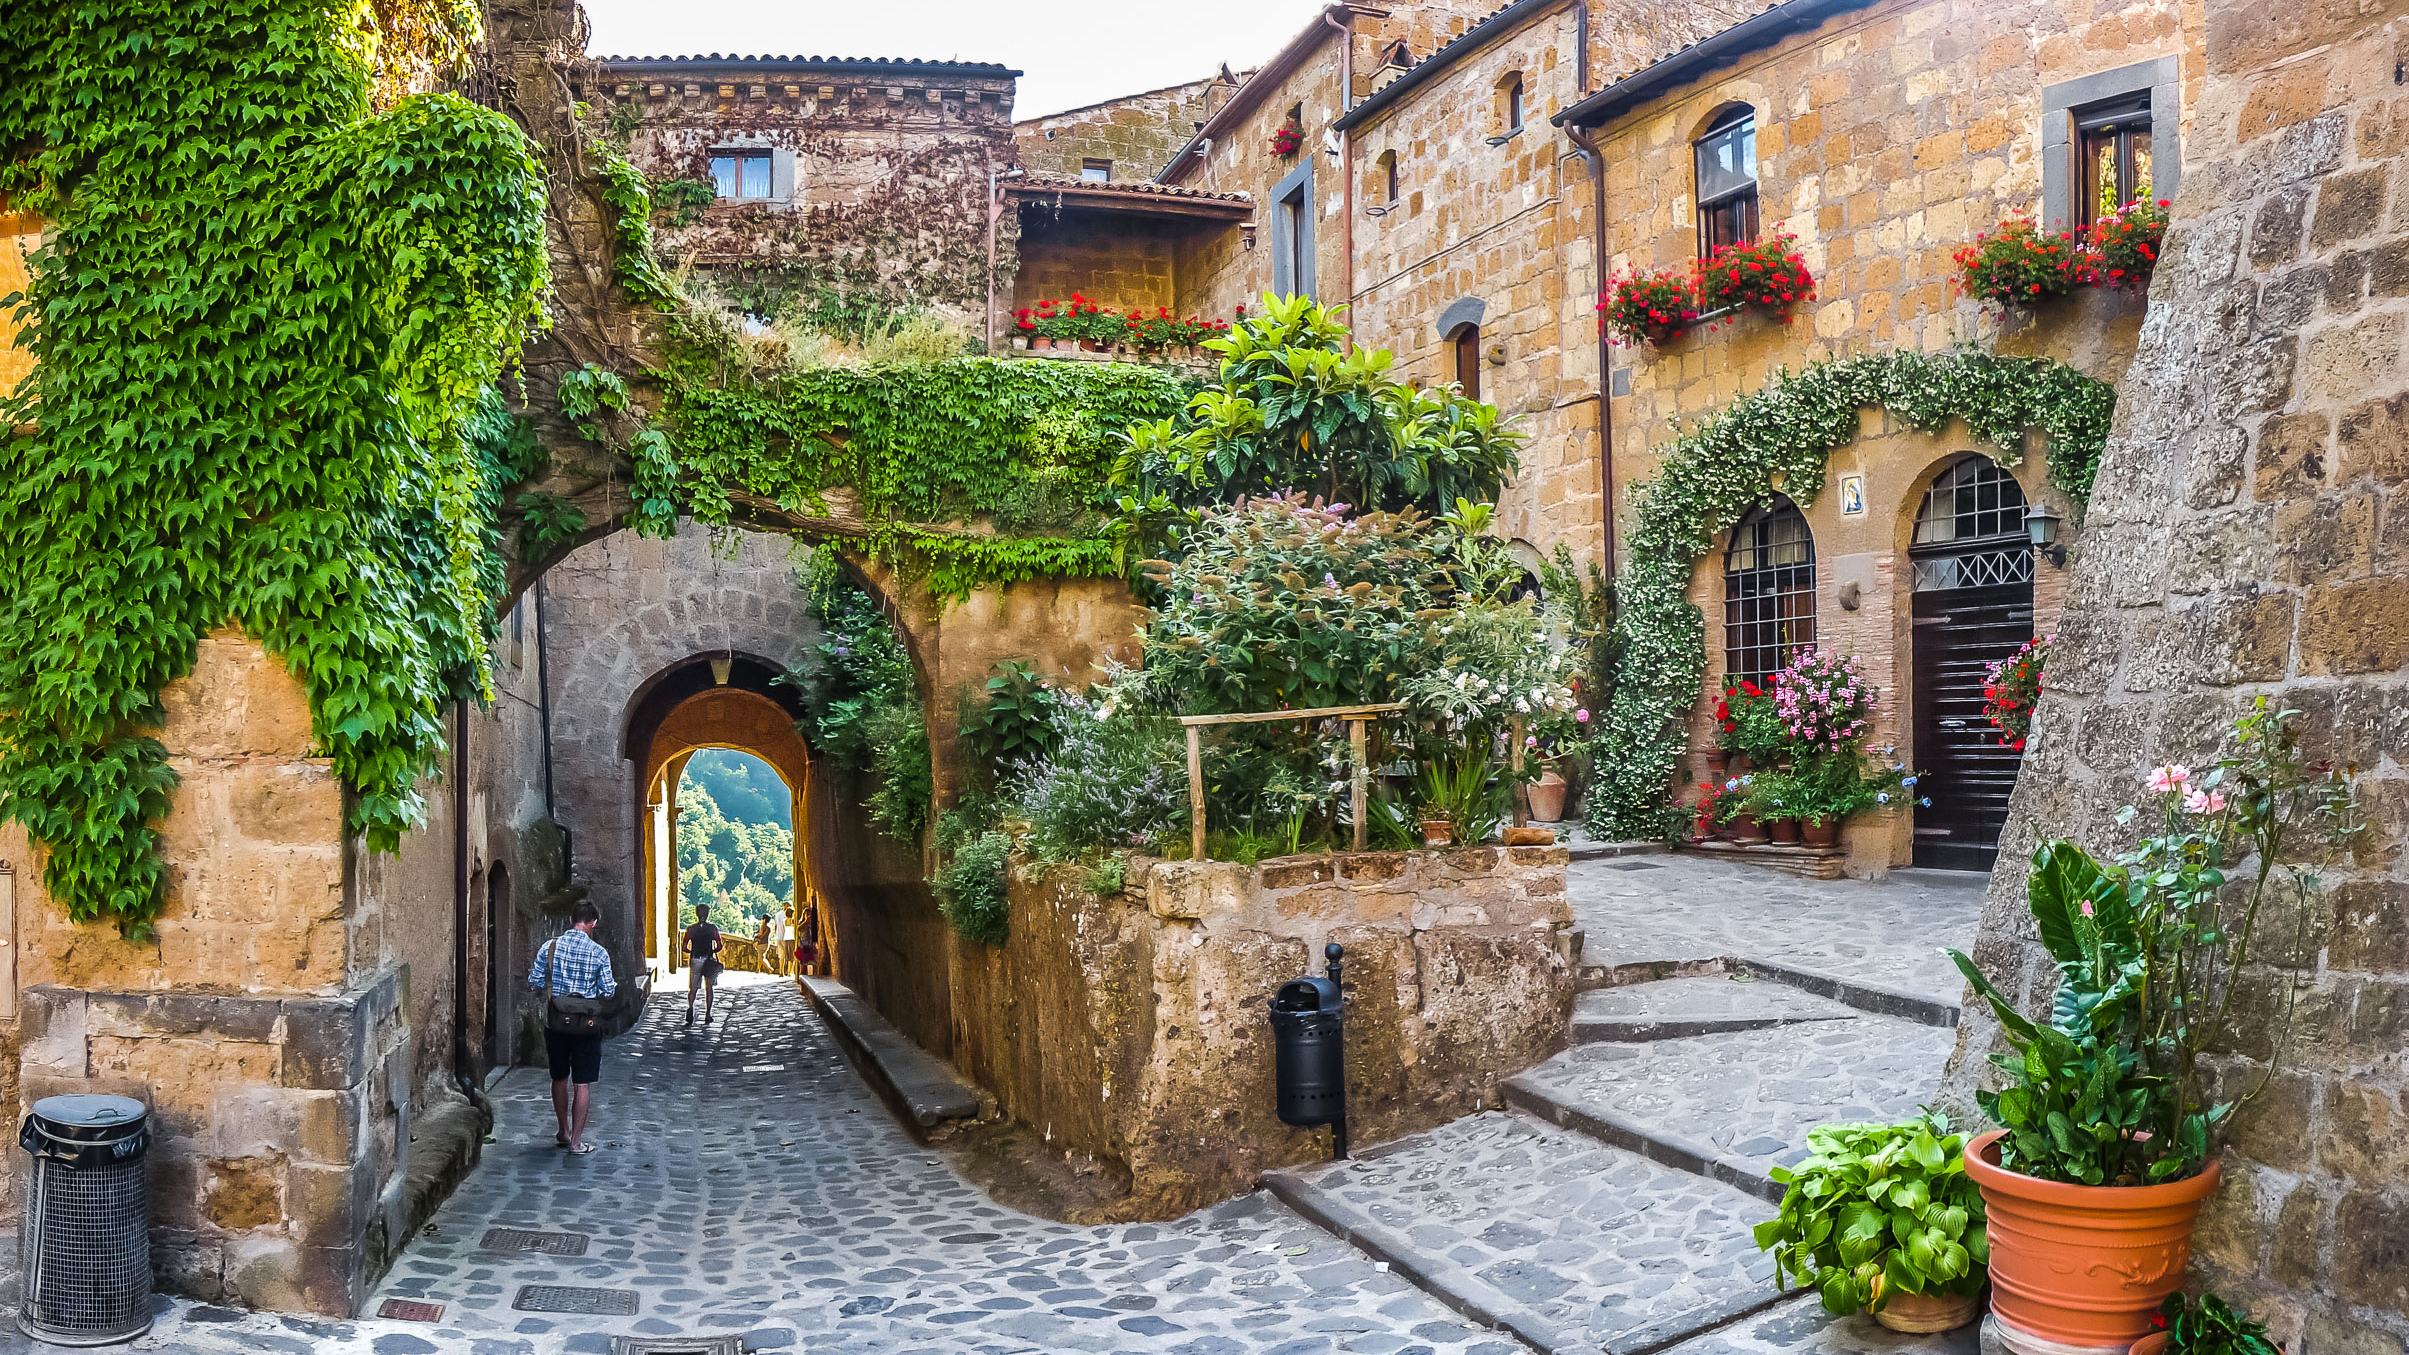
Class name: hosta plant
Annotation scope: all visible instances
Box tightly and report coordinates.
[1953,218,2091,307]
[1754,1113,1988,1315]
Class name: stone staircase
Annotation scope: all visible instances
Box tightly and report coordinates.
[1268,939,1968,1355]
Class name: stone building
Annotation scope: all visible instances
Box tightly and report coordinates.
[1942,4,2409,1344]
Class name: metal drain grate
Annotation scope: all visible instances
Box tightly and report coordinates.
[610,1338,744,1355]
[481,1227,590,1255]
[377,1298,445,1323]
[1605,859,1665,871]
[513,1285,637,1315]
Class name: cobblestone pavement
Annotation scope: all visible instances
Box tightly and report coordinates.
[1572,976,1858,1041]
[64,974,1510,1355]
[1514,1018,1959,1186]
[1276,1113,1776,1353]
[1567,855,1985,1007]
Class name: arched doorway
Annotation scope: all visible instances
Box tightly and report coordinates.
[1908,456,2035,871]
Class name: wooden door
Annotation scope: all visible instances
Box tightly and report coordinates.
[1910,579,2033,870]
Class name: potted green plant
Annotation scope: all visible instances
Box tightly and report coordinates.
[1948,701,2358,1353]
[1754,1113,1988,1332]
[2133,1292,2281,1355]
[1742,768,1804,844]
[1715,677,1783,773]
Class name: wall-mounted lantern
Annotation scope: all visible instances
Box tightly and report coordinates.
[2026,502,2065,568]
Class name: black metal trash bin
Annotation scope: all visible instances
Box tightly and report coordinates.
[1269,943,1347,1157]
[19,1094,152,1346]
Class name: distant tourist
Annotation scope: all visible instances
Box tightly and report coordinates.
[530,900,616,1155]
[685,899,725,1026]
[753,912,775,973]
[796,902,819,977]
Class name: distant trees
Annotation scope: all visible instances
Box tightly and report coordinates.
[676,751,794,929]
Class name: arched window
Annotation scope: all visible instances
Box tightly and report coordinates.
[1723,496,1815,683]
[1375,149,1399,204]
[1911,457,2032,591]
[1497,73,1524,134]
[1448,322,1481,402]
[1695,105,1759,256]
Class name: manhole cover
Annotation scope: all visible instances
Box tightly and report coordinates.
[1606,859,1665,871]
[377,1298,445,1322]
[482,1227,591,1255]
[610,1338,743,1355]
[514,1285,638,1315]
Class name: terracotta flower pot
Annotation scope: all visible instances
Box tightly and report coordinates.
[1767,817,1800,845]
[2130,1335,2169,1355]
[1964,1129,2221,1355]
[1874,1290,1982,1334]
[1704,749,1730,779]
[1419,820,1453,847]
[1726,811,1766,844]
[1031,336,1056,352]
[1525,771,1569,823]
[1801,819,1839,847]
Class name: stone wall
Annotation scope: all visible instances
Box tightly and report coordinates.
[1013,207,1187,315]
[1940,2,2409,1347]
[945,846,1576,1218]
[1014,76,1234,182]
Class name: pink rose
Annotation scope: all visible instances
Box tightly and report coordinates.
[2146,765,2191,793]
[2184,789,2226,815]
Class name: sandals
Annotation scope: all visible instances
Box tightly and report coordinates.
[567,1142,597,1155]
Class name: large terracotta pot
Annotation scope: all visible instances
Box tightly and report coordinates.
[1801,819,1840,847]
[1766,817,1800,845]
[1526,771,1569,822]
[1727,811,1766,844]
[1965,1130,2221,1354]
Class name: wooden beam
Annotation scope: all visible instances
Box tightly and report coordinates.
[1178,702,1406,727]
[1350,719,1369,852]
[1187,724,1206,863]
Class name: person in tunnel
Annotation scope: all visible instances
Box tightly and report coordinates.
[531,900,616,1155]
[685,898,725,1025]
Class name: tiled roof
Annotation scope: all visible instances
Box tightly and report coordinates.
[1555,0,1849,128]
[599,54,1020,76]
[1011,175,1252,204]
[1335,0,1552,133]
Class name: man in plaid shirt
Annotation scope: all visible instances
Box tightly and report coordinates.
[528,901,617,1154]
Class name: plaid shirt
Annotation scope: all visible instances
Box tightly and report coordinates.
[529,928,617,1000]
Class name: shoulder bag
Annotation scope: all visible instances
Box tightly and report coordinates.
[542,937,610,1035]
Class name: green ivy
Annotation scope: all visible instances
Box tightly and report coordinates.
[596,143,678,310]
[1585,349,2113,839]
[0,0,549,933]
[649,324,1196,599]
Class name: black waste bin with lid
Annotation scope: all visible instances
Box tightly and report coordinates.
[1269,943,1348,1158]
[19,1094,152,1345]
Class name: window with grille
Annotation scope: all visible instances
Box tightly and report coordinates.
[1910,456,2033,592]
[1696,107,1759,257]
[1723,497,1816,684]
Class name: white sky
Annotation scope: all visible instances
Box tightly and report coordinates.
[579,0,1331,119]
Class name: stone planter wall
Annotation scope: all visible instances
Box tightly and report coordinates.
[944,845,1575,1219]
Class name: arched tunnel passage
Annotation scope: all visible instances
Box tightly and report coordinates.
[623,654,825,985]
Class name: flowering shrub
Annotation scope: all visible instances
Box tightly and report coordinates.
[1983,635,2049,750]
[1952,218,2090,307]
[1598,268,1703,347]
[1001,686,1189,862]
[1700,229,1816,322]
[1399,597,1583,734]
[1016,295,1119,342]
[2090,199,2170,288]
[1269,122,1303,157]
[1771,648,1874,757]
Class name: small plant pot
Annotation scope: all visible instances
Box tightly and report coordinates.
[1726,811,1766,844]
[1525,772,1569,823]
[1965,1129,2221,1353]
[1704,750,1730,780]
[1030,336,1055,352]
[1011,335,1030,350]
[1873,1290,1983,1334]
[1419,821,1453,847]
[2130,1336,2169,1355]
[1766,818,1800,845]
[1801,819,1840,848]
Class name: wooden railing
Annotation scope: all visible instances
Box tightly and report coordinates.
[1178,703,1407,860]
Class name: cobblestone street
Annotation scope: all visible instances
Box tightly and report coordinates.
[24,857,1987,1355]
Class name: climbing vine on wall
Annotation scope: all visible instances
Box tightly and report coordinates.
[645,322,1198,598]
[1585,349,2114,840]
[0,0,550,932]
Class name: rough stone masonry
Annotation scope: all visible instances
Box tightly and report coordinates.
[1941,4,2409,1348]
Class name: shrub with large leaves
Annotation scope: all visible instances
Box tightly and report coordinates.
[1754,1114,1987,1314]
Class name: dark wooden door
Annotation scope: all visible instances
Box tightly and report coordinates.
[1910,581,2033,871]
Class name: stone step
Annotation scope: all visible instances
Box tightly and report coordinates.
[1505,1015,1960,1203]
[1572,953,1959,1029]
[1266,1112,1789,1355]
[1573,976,1859,1043]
